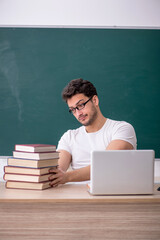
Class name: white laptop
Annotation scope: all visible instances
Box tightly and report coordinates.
[89,150,154,195]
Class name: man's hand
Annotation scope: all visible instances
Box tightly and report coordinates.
[48,165,90,188]
[49,167,68,188]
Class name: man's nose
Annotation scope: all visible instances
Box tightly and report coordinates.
[75,108,83,116]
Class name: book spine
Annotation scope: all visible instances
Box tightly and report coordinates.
[3,173,6,181]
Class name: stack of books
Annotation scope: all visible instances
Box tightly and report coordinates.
[4,144,59,190]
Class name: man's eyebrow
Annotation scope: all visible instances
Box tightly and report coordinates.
[76,99,85,105]
[69,99,84,108]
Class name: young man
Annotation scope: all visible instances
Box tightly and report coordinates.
[49,78,137,187]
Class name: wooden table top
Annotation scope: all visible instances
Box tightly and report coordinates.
[0,182,160,203]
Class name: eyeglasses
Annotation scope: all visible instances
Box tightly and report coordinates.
[69,96,93,114]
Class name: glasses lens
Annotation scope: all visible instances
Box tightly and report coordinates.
[77,104,85,111]
[68,97,93,114]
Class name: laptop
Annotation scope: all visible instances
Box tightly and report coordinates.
[89,150,154,195]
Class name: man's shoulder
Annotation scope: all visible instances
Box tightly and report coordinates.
[106,118,132,127]
[105,118,135,133]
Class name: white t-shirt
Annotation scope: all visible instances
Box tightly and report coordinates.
[57,118,137,170]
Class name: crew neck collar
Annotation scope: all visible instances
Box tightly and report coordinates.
[84,118,108,134]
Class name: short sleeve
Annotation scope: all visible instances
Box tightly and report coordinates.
[57,130,72,154]
[112,122,137,149]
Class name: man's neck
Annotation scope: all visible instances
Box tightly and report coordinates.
[85,115,107,133]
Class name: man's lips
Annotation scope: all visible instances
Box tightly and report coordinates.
[78,115,87,121]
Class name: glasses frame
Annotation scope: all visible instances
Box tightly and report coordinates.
[69,96,93,114]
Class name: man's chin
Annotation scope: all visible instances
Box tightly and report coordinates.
[80,120,90,126]
[78,119,87,126]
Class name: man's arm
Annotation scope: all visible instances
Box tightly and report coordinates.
[49,165,90,187]
[49,150,90,187]
[58,150,90,182]
[49,140,133,187]
[106,139,134,150]
[58,150,72,171]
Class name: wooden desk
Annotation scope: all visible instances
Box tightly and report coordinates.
[0,182,160,240]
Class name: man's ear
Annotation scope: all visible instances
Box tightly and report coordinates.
[92,95,99,106]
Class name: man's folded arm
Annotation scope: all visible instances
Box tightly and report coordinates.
[58,149,90,182]
[49,140,133,186]
[57,139,133,183]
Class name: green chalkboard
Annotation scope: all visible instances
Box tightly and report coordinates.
[0,28,160,157]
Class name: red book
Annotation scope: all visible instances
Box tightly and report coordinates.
[15,144,56,153]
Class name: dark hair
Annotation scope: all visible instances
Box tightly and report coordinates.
[62,78,97,102]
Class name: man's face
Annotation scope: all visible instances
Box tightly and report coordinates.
[67,93,98,126]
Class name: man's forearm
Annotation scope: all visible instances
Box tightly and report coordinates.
[65,165,90,182]
[49,165,90,187]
